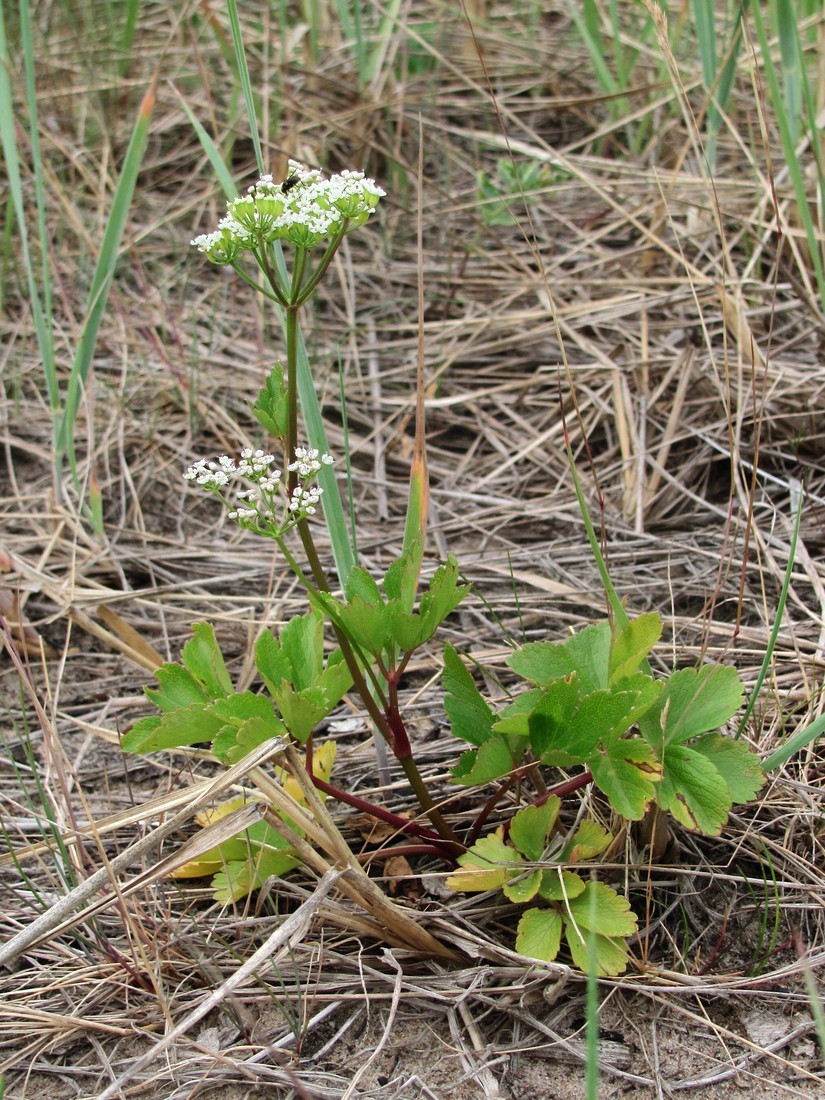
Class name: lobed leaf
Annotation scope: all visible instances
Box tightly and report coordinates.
[145,663,211,712]
[640,665,744,750]
[609,612,661,684]
[450,736,513,786]
[446,829,521,892]
[656,743,732,835]
[443,643,495,747]
[509,797,561,862]
[181,622,233,698]
[516,907,563,962]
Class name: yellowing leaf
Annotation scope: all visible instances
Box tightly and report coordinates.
[276,740,337,806]
[446,829,520,892]
[564,819,612,862]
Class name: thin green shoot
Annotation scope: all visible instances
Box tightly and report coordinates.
[585,872,600,1100]
[737,485,803,737]
[0,2,57,414]
[338,356,359,565]
[762,709,825,774]
[747,1,825,311]
[226,0,265,176]
[55,79,155,520]
[743,847,781,977]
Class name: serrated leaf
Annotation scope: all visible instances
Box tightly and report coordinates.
[516,907,563,962]
[252,364,289,438]
[609,612,661,684]
[555,689,648,759]
[565,927,630,977]
[272,683,330,744]
[657,743,731,835]
[506,640,575,686]
[640,665,744,749]
[589,735,662,821]
[345,565,384,606]
[446,829,521,892]
[503,868,542,903]
[443,644,495,747]
[690,733,765,804]
[145,663,211,712]
[212,714,286,764]
[565,881,637,937]
[527,678,579,757]
[122,703,224,753]
[564,622,612,693]
[450,735,513,786]
[254,630,292,697]
[337,595,392,654]
[563,819,613,862]
[280,613,323,691]
[538,868,586,901]
[384,545,421,612]
[210,846,301,904]
[509,797,561,861]
[181,622,233,698]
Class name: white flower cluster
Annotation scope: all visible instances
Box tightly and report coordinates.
[184,445,334,533]
[191,161,385,262]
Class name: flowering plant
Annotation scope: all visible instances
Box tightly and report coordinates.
[123,162,765,975]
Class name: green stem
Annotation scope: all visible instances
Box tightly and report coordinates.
[285,305,299,488]
[296,226,346,304]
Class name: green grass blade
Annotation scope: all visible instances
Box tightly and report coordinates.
[737,484,803,738]
[227,0,264,174]
[761,712,825,774]
[569,0,618,97]
[56,77,157,489]
[0,1,57,413]
[748,0,825,310]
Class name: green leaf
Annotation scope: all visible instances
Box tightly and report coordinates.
[252,364,289,439]
[181,622,233,698]
[640,665,744,749]
[384,544,422,613]
[212,713,286,764]
[503,868,542,903]
[609,612,661,684]
[564,622,612,693]
[507,639,575,686]
[446,830,521,892]
[589,735,662,821]
[443,644,495,747]
[450,736,513,786]
[516,907,563,962]
[552,688,650,760]
[211,846,301,904]
[565,927,630,977]
[254,630,292,697]
[280,613,323,691]
[145,663,211,711]
[538,869,586,902]
[509,797,561,861]
[391,556,469,652]
[527,678,579,758]
[691,733,765,804]
[346,565,384,606]
[657,743,731,835]
[565,882,637,937]
[336,594,393,654]
[122,703,224,753]
[272,683,330,744]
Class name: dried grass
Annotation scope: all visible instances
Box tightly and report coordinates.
[1,2,824,1097]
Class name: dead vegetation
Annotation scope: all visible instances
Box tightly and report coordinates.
[1,2,824,1097]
